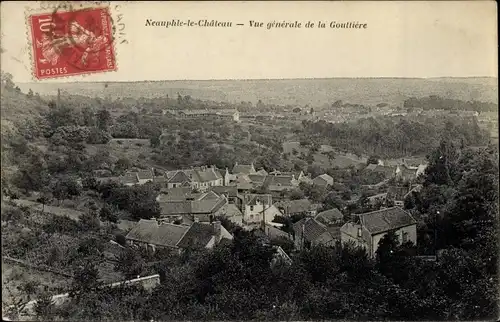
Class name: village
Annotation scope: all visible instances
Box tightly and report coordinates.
[1,77,498,321]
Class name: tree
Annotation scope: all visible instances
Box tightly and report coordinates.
[70,262,101,299]
[27,88,34,97]
[99,204,119,223]
[79,211,100,231]
[367,155,380,165]
[115,248,146,279]
[114,157,131,173]
[33,292,55,320]
[111,121,139,138]
[96,108,112,131]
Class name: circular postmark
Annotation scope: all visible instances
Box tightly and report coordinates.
[45,2,115,71]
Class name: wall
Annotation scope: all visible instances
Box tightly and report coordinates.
[371,224,417,256]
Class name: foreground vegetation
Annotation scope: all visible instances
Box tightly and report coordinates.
[1,74,498,320]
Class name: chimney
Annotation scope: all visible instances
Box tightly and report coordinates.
[212,220,222,240]
[194,217,199,223]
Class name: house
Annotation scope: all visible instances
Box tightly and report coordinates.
[312,174,334,187]
[242,193,283,224]
[214,203,244,226]
[232,162,257,175]
[293,217,339,250]
[209,186,243,209]
[120,173,140,186]
[395,164,419,182]
[366,192,388,206]
[364,164,397,179]
[386,186,411,207]
[174,109,240,122]
[157,190,227,223]
[340,207,417,257]
[263,174,298,193]
[136,169,155,185]
[315,208,344,226]
[166,166,223,191]
[125,219,232,253]
[275,199,319,217]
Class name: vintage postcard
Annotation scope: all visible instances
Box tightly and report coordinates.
[1,1,498,321]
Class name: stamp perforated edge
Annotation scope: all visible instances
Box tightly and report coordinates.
[24,1,119,81]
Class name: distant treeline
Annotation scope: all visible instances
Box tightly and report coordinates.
[404,95,497,112]
[301,115,489,158]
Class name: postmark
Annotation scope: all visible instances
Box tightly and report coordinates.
[26,3,117,80]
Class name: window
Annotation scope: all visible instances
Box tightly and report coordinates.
[402,231,408,243]
[250,206,254,211]
[357,228,362,237]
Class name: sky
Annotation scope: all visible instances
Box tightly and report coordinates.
[0,1,497,83]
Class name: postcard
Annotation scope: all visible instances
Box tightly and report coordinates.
[1,1,498,321]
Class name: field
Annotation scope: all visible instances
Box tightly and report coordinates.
[2,261,72,306]
[18,77,498,107]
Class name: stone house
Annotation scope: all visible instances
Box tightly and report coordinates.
[340,207,417,257]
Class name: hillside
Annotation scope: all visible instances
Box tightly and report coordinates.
[17,77,498,107]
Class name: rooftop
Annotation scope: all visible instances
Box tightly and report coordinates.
[359,207,417,235]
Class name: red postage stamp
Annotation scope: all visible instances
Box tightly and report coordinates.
[27,5,117,80]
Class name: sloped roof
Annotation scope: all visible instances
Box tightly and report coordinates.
[293,218,328,243]
[96,176,121,184]
[157,187,193,202]
[315,208,343,224]
[387,186,410,202]
[232,164,255,175]
[215,203,243,217]
[318,174,333,183]
[371,165,396,176]
[209,186,239,198]
[248,175,267,184]
[196,167,222,182]
[120,173,139,185]
[256,169,268,176]
[159,201,192,215]
[276,199,312,214]
[125,220,189,247]
[176,222,215,249]
[264,224,291,240]
[264,175,295,190]
[359,207,417,235]
[167,171,192,184]
[366,163,378,171]
[137,169,154,180]
[244,194,272,206]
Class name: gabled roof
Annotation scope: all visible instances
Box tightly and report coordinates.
[176,222,215,249]
[317,174,333,183]
[359,207,417,235]
[264,175,295,190]
[387,186,411,202]
[125,219,189,248]
[209,186,239,198]
[120,173,139,185]
[157,187,193,202]
[315,208,343,224]
[167,171,192,184]
[263,223,292,240]
[365,163,378,171]
[215,203,243,217]
[276,199,313,214]
[196,167,222,182]
[232,163,256,175]
[244,194,272,206]
[256,169,268,176]
[137,169,154,180]
[293,218,330,243]
[248,175,267,184]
